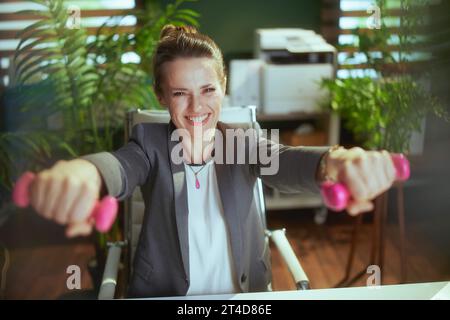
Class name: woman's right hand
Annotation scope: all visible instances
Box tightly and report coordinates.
[29,159,103,238]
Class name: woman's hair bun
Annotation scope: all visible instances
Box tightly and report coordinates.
[159,24,198,39]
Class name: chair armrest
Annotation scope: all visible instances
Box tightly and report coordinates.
[98,243,123,300]
[268,229,310,290]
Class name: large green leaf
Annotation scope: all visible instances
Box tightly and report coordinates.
[16,28,57,51]
[172,14,200,26]
[175,9,200,18]
[19,60,66,84]
[7,0,201,194]
[16,51,62,79]
[16,19,57,39]
[15,37,61,61]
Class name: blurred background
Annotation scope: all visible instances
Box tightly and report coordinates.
[0,0,449,299]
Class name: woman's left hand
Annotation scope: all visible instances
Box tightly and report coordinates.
[324,147,397,216]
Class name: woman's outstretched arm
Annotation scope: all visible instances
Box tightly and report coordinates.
[81,123,152,201]
[251,133,395,216]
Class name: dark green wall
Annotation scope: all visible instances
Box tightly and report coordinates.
[161,0,322,61]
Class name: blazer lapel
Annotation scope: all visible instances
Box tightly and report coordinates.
[167,122,190,280]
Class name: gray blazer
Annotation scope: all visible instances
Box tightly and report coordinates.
[82,121,328,298]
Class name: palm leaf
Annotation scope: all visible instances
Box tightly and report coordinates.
[19,61,64,84]
[16,19,56,39]
[14,37,60,61]
[16,51,62,79]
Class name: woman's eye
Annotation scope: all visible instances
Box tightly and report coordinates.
[205,87,216,93]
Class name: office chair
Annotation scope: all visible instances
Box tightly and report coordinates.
[98,106,310,299]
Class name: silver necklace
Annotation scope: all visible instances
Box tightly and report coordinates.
[186,164,207,189]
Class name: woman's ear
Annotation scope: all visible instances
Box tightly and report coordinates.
[157,93,168,108]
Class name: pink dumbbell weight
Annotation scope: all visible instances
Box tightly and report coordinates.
[320,153,410,211]
[12,171,118,232]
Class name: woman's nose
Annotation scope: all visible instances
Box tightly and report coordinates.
[189,94,203,113]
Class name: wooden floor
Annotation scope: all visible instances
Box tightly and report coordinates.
[0,210,97,299]
[1,206,449,299]
[268,210,450,291]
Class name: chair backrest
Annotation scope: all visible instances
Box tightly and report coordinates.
[123,106,267,270]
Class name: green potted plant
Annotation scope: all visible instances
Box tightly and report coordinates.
[321,75,448,152]
[0,0,201,291]
[321,0,449,153]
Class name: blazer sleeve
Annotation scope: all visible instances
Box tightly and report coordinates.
[80,123,151,201]
[250,132,330,194]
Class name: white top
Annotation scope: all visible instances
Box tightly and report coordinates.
[184,160,240,296]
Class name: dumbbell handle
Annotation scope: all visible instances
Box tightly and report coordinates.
[320,153,410,211]
[12,171,118,232]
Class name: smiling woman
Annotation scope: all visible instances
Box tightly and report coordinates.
[18,23,401,299]
[152,26,227,161]
[152,25,228,165]
[159,58,223,139]
[152,25,227,96]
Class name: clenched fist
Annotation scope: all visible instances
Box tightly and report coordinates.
[29,159,103,237]
[324,147,396,216]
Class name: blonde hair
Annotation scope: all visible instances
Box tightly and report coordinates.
[152,24,226,96]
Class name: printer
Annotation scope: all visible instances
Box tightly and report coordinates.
[229,28,336,114]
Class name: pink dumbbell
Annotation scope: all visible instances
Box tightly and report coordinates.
[12,171,118,232]
[320,153,410,211]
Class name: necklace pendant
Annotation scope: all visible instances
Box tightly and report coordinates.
[195,176,200,189]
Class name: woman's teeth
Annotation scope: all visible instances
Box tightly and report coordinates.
[188,114,208,124]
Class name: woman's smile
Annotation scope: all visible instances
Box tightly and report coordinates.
[186,113,211,126]
[158,57,225,137]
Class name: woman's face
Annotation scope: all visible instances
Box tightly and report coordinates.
[158,57,225,139]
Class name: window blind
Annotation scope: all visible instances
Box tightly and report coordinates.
[321,0,434,78]
[0,0,137,87]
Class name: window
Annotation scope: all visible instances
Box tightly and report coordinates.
[0,0,137,87]
[321,0,434,78]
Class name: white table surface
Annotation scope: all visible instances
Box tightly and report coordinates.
[145,281,450,300]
